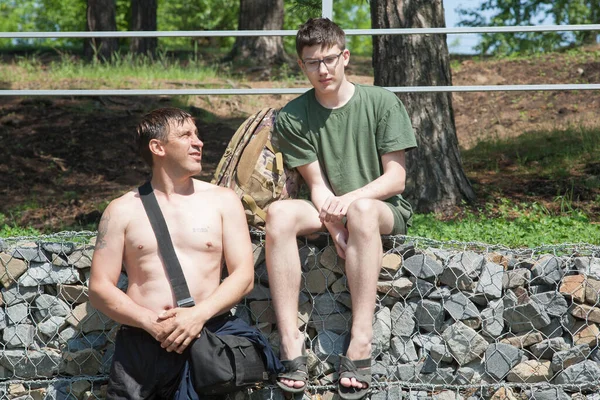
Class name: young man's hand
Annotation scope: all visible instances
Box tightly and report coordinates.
[319,194,354,224]
[155,307,207,354]
[325,221,349,259]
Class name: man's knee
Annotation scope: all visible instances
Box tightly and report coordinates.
[346,199,379,233]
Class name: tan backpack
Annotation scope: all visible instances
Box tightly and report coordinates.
[211,108,303,228]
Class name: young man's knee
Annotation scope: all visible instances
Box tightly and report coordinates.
[346,199,380,231]
[265,200,304,237]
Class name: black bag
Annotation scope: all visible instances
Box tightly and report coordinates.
[190,328,270,395]
[138,182,270,394]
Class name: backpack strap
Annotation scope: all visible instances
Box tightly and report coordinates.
[138,181,196,308]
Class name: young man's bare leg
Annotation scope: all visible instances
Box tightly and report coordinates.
[265,200,322,390]
[340,199,395,390]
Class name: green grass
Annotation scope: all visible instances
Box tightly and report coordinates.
[462,125,599,175]
[411,200,599,248]
[1,51,223,89]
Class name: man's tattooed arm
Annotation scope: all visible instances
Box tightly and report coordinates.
[95,211,110,250]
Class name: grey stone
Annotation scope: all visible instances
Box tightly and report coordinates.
[117,272,128,291]
[34,294,71,318]
[529,388,570,400]
[529,284,556,295]
[444,292,480,321]
[12,246,49,262]
[574,257,600,279]
[529,337,570,359]
[412,332,444,352]
[481,299,504,338]
[551,344,591,372]
[18,262,80,286]
[312,293,348,316]
[67,248,94,269]
[554,360,600,390]
[3,324,35,348]
[475,261,503,300]
[531,292,569,317]
[415,300,444,333]
[376,277,413,298]
[455,366,478,385]
[503,290,551,332]
[6,303,29,325]
[539,318,564,339]
[406,278,435,299]
[439,251,484,290]
[442,321,488,365]
[246,284,271,300]
[298,244,319,271]
[372,307,392,356]
[483,343,523,381]
[427,286,452,300]
[101,344,115,374]
[57,326,78,344]
[1,285,39,306]
[38,316,67,337]
[40,241,76,255]
[403,254,443,280]
[433,391,464,400]
[0,348,61,378]
[395,362,423,382]
[430,343,453,363]
[315,331,347,363]
[390,336,419,363]
[370,387,405,400]
[391,302,415,337]
[66,332,109,351]
[0,308,6,331]
[419,367,455,385]
[65,302,117,333]
[62,348,103,375]
[530,255,565,285]
[309,312,352,334]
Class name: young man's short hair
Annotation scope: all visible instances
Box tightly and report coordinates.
[136,107,193,167]
[295,18,346,58]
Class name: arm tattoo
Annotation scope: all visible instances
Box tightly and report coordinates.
[95,211,110,250]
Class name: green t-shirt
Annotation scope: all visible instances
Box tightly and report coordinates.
[274,83,417,224]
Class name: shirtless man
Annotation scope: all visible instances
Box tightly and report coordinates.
[89,107,254,399]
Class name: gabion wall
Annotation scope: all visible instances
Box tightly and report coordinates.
[0,232,599,400]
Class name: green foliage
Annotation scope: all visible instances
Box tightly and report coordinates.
[157,0,238,49]
[284,0,372,55]
[411,200,599,247]
[457,0,600,55]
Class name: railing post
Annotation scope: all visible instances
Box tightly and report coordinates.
[322,0,333,20]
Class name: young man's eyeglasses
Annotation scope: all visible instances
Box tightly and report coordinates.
[302,51,344,72]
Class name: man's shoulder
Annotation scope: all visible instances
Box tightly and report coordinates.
[192,179,239,204]
[355,83,398,102]
[279,90,314,117]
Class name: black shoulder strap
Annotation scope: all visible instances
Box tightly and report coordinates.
[138,181,196,308]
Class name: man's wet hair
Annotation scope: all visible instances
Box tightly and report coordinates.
[136,107,193,167]
[296,18,346,58]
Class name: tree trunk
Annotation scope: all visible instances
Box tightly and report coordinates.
[371,0,475,213]
[84,0,118,61]
[227,0,290,66]
[130,0,157,57]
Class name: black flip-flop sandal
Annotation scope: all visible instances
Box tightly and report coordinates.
[276,355,309,394]
[337,355,372,400]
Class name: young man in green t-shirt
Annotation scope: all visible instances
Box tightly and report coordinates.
[266,18,417,399]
